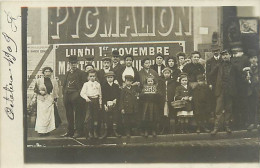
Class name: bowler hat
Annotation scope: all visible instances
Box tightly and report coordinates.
[68,55,78,63]
[155,53,164,59]
[112,50,120,57]
[124,75,134,81]
[104,71,115,77]
[211,45,220,52]
[85,55,94,61]
[220,50,229,55]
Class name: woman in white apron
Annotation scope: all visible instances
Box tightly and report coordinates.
[34,67,61,136]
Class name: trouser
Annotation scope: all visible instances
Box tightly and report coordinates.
[247,93,258,126]
[122,113,136,132]
[103,106,119,134]
[214,92,232,129]
[63,91,86,134]
[87,98,100,134]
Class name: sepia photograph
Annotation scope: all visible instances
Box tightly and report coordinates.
[22,4,260,164]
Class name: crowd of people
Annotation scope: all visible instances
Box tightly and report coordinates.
[33,47,260,140]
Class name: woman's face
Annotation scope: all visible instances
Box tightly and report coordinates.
[191,54,200,64]
[125,57,133,67]
[180,77,188,85]
[44,69,52,77]
[168,59,175,67]
[143,60,150,69]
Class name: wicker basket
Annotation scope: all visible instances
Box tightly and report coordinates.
[171,100,187,109]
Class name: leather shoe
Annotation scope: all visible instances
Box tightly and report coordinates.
[226,127,232,134]
[247,124,254,131]
[211,129,218,136]
[61,132,74,137]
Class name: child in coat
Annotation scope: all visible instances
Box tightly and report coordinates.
[192,74,211,133]
[119,75,139,137]
[80,69,102,139]
[140,75,160,137]
[158,67,178,134]
[175,73,193,133]
[101,71,121,138]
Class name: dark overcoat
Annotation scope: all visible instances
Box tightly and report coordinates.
[119,86,139,114]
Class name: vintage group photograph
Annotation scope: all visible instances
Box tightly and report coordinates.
[25,6,260,163]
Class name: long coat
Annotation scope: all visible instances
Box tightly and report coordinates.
[62,68,87,94]
[158,78,178,109]
[210,61,239,97]
[192,83,212,117]
[206,57,221,89]
[111,63,124,83]
[119,86,139,114]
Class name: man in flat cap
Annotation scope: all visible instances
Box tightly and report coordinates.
[150,53,166,77]
[210,50,240,135]
[61,55,87,138]
[111,50,124,84]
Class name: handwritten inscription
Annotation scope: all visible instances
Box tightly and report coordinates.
[2,11,20,120]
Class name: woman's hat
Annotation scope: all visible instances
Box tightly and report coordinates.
[85,55,94,61]
[104,71,115,77]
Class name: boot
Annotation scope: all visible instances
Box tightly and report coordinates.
[88,131,94,140]
[247,124,254,131]
[225,127,232,134]
[113,124,121,138]
[211,127,218,136]
[152,130,157,137]
[144,129,148,137]
[196,127,201,134]
[126,128,131,138]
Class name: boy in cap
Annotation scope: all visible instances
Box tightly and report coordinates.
[62,55,87,138]
[150,53,166,77]
[100,71,121,138]
[243,50,259,131]
[211,50,240,135]
[119,75,139,137]
[192,74,211,133]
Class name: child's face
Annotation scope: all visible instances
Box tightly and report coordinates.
[106,76,114,83]
[168,59,175,67]
[250,56,258,65]
[191,54,200,64]
[147,78,154,85]
[125,57,133,67]
[180,77,188,85]
[88,73,96,82]
[125,79,133,86]
[198,80,204,85]
[163,71,171,79]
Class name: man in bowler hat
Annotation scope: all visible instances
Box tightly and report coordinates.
[111,50,124,84]
[61,55,87,138]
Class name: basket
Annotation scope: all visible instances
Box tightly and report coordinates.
[171,99,186,109]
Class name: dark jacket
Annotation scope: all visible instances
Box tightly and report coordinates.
[118,66,140,86]
[111,63,124,83]
[158,78,178,104]
[119,86,139,114]
[210,61,239,97]
[169,67,181,82]
[62,68,87,94]
[139,68,159,88]
[183,63,205,82]
[97,69,110,86]
[193,83,211,114]
[206,57,221,87]
[175,85,193,111]
[150,64,166,76]
[102,82,120,105]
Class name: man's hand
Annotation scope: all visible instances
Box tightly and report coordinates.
[121,109,125,114]
[209,85,213,90]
